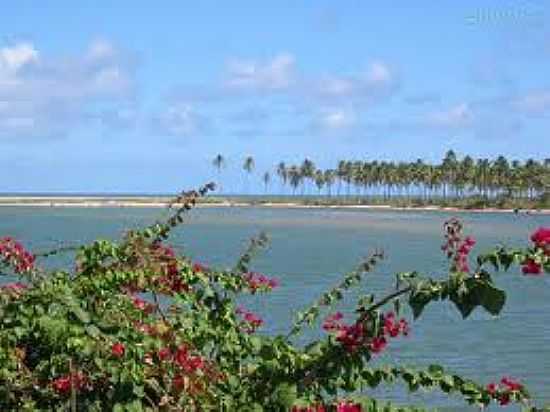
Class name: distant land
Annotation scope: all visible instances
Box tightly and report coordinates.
[0,194,548,214]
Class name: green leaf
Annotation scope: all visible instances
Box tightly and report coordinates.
[450,278,506,318]
[85,325,101,338]
[272,383,297,407]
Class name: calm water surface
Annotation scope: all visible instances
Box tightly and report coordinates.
[1,206,549,410]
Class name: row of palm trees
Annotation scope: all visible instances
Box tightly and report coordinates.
[212,151,550,201]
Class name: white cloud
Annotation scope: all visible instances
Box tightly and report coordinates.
[153,103,209,137]
[0,42,38,73]
[165,55,397,138]
[313,107,357,135]
[311,61,397,102]
[426,103,473,128]
[365,61,393,86]
[0,40,136,138]
[224,53,295,92]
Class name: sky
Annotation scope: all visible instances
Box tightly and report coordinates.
[1,1,549,193]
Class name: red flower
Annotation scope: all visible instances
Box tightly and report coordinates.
[131,296,155,314]
[369,336,387,353]
[172,374,185,390]
[158,347,172,361]
[0,237,35,273]
[531,227,550,247]
[182,355,204,373]
[243,271,279,292]
[323,312,344,332]
[486,382,497,395]
[173,345,204,373]
[498,392,510,406]
[236,307,264,333]
[52,376,71,394]
[501,377,523,391]
[51,372,88,395]
[174,345,189,367]
[111,342,125,358]
[336,401,362,412]
[522,259,542,275]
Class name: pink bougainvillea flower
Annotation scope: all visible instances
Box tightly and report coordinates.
[51,372,88,395]
[499,392,510,406]
[522,259,542,275]
[172,374,185,391]
[486,382,497,395]
[51,376,71,394]
[336,401,362,412]
[131,295,155,314]
[111,342,125,358]
[369,336,387,354]
[530,227,550,247]
[158,347,172,361]
[501,376,523,391]
[236,307,264,333]
[243,271,279,293]
[0,237,35,273]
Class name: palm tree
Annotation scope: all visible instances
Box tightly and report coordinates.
[323,169,335,197]
[276,162,288,195]
[212,154,225,193]
[300,158,316,195]
[288,166,302,195]
[314,170,325,195]
[243,156,255,194]
[441,150,458,200]
[262,172,271,194]
[247,153,550,205]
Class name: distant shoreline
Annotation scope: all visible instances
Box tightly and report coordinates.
[0,197,549,215]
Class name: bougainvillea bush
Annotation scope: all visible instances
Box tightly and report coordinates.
[0,184,549,411]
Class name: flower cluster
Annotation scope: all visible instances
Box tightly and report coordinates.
[441,220,476,273]
[51,372,89,395]
[151,343,222,394]
[150,243,190,294]
[531,227,550,252]
[0,237,35,273]
[0,282,27,298]
[522,227,550,275]
[236,306,264,333]
[522,258,542,275]
[243,271,279,293]
[171,345,205,373]
[323,311,409,354]
[336,402,362,412]
[486,377,524,406]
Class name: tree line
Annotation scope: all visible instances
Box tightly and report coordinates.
[212,151,550,202]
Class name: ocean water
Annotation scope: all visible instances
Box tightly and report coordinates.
[1,206,549,411]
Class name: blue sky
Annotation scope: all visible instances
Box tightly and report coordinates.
[0,1,549,193]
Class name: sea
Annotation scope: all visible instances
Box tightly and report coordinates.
[1,205,549,411]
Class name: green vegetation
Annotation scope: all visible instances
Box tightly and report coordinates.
[213,151,550,210]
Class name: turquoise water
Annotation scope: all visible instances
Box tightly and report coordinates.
[1,206,549,410]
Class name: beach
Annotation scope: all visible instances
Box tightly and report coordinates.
[0,196,549,214]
